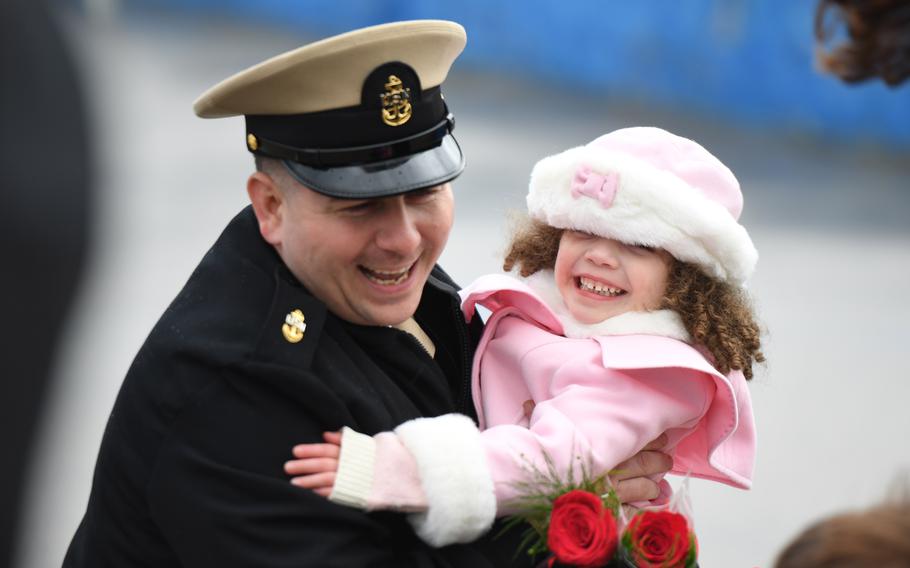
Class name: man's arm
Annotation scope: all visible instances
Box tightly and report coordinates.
[612,433,672,501]
[145,365,494,568]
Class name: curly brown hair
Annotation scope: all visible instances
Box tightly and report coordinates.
[661,258,765,379]
[815,0,910,86]
[502,218,564,277]
[502,218,765,379]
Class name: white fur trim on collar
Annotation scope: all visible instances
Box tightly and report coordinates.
[527,145,757,283]
[522,271,692,343]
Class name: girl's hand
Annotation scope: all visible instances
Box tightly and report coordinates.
[285,431,342,497]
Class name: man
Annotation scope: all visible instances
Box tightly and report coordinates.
[64,20,668,567]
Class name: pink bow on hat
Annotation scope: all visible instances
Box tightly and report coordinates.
[571,166,619,208]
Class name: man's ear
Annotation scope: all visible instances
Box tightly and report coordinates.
[247,171,285,247]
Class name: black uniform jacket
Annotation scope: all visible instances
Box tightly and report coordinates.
[63,207,508,567]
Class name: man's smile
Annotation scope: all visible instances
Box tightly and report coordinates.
[359,262,416,286]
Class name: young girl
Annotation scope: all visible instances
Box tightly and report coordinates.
[286,126,763,547]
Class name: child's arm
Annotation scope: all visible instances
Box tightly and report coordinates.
[286,429,431,512]
[287,414,496,547]
[287,399,540,509]
[285,403,685,550]
[287,430,673,509]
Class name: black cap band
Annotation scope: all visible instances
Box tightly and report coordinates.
[251,112,454,168]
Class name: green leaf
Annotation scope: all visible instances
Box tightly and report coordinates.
[685,533,698,567]
[500,450,621,558]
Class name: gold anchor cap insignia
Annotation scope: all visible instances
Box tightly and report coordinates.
[380,75,412,127]
[247,133,259,151]
[282,309,306,343]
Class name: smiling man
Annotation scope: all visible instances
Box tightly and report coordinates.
[63,20,669,568]
[247,157,455,329]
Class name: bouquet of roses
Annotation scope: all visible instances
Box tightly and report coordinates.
[504,456,698,568]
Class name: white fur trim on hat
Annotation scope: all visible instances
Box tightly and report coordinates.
[527,127,757,283]
[394,414,496,546]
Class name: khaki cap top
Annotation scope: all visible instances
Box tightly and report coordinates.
[193,20,466,118]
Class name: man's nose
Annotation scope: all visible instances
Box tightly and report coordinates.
[375,199,421,254]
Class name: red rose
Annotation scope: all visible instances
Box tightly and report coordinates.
[547,490,618,568]
[623,510,695,568]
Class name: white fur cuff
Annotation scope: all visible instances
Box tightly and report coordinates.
[395,413,496,546]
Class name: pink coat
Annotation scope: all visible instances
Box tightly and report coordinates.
[460,274,755,511]
[328,272,756,546]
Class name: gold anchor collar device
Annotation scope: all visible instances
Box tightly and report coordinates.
[282,309,306,343]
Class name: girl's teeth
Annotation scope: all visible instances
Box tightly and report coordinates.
[579,277,624,296]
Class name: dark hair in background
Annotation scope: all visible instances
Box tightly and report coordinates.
[502,218,765,380]
[815,0,910,86]
[774,486,910,568]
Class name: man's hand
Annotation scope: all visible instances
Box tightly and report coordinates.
[610,433,672,507]
[285,431,342,497]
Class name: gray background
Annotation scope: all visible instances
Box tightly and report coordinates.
[18,9,910,568]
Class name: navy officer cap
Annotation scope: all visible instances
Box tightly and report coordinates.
[193,20,466,199]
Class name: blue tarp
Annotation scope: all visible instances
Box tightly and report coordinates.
[141,0,910,147]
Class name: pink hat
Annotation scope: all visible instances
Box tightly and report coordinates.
[527,127,757,283]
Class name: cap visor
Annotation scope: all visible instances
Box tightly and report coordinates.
[282,134,464,199]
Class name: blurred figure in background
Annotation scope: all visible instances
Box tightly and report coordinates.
[815,0,910,86]
[774,490,910,567]
[0,0,93,566]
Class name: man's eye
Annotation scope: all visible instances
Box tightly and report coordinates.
[407,188,439,202]
[341,202,373,214]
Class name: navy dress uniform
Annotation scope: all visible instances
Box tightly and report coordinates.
[63,20,526,567]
